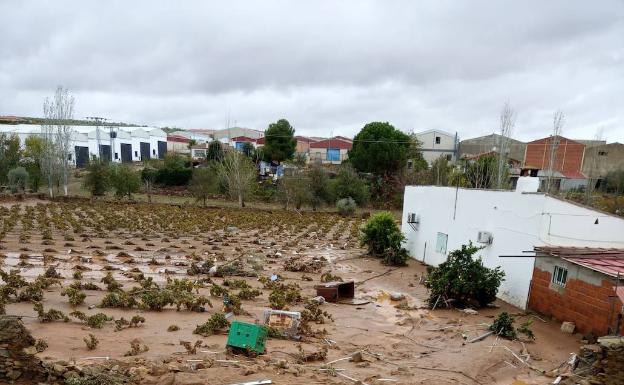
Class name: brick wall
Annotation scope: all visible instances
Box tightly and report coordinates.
[524,137,585,175]
[528,267,623,336]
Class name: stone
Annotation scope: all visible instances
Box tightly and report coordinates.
[560,321,575,334]
[52,364,66,375]
[462,308,479,315]
[350,351,364,363]
[390,292,405,301]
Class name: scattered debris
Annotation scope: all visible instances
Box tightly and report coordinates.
[560,321,575,334]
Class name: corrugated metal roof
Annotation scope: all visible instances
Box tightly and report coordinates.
[534,246,624,277]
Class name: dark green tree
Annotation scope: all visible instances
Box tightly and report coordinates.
[207,141,224,162]
[263,119,296,162]
[22,136,44,192]
[348,122,410,176]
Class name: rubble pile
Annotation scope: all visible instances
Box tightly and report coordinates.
[0,316,47,382]
[563,337,624,385]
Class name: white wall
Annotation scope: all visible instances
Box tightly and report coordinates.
[401,178,624,308]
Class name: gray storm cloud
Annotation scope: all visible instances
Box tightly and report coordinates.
[0,0,622,141]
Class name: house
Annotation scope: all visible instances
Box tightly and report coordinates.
[190,143,209,159]
[401,177,624,309]
[459,133,527,164]
[167,134,191,154]
[414,129,458,165]
[582,143,624,180]
[230,136,258,150]
[294,136,318,156]
[0,124,167,167]
[309,137,352,164]
[211,127,264,141]
[528,246,624,336]
[523,135,587,191]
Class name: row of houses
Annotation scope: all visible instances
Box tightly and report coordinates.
[0,124,167,167]
[421,130,624,191]
[401,177,624,336]
[167,128,355,165]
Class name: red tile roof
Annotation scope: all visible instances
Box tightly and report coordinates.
[560,170,586,179]
[167,135,190,143]
[535,246,624,277]
[310,138,353,150]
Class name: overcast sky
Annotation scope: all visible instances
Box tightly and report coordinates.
[1,1,623,142]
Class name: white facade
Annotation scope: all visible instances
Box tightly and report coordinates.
[401,177,624,309]
[415,129,458,165]
[0,124,167,165]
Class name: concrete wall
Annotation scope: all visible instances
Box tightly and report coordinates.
[401,178,624,308]
[529,257,623,336]
[415,130,457,164]
[459,134,526,163]
[582,143,624,178]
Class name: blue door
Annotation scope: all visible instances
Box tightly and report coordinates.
[326,148,340,162]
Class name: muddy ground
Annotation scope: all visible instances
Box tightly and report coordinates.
[0,199,579,384]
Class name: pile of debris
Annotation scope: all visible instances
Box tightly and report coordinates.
[283,256,325,273]
[0,316,47,382]
[559,336,624,385]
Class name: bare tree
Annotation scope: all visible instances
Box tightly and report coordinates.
[42,86,75,196]
[496,102,516,189]
[545,110,565,194]
[218,151,256,207]
[584,128,604,204]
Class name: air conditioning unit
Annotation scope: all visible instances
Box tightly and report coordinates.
[477,231,493,244]
[407,213,419,231]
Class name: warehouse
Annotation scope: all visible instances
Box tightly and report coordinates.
[0,124,167,167]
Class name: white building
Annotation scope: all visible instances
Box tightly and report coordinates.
[415,129,458,165]
[0,124,167,167]
[401,177,624,309]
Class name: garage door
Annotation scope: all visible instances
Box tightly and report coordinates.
[140,142,151,161]
[120,143,133,163]
[74,146,89,168]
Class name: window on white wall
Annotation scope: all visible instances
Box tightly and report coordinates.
[435,232,448,254]
[552,266,568,286]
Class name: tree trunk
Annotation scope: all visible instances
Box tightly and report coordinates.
[63,184,68,196]
[203,196,206,207]
[48,187,54,199]
[239,193,244,207]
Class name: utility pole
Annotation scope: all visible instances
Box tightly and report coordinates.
[86,116,108,160]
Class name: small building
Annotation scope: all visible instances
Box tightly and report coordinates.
[401,177,624,308]
[230,136,258,150]
[524,135,587,191]
[459,133,527,164]
[309,137,352,164]
[528,246,624,336]
[414,129,458,165]
[167,134,191,154]
[582,142,624,181]
[190,143,209,159]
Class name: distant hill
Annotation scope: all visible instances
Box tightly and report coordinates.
[0,115,145,127]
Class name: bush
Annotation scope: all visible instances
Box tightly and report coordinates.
[154,153,192,186]
[336,197,357,216]
[83,158,110,197]
[109,165,141,198]
[425,243,505,308]
[330,165,369,205]
[489,312,535,340]
[360,212,409,266]
[7,167,29,193]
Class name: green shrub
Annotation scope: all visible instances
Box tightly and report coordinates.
[489,312,535,340]
[83,158,110,197]
[109,165,141,198]
[330,165,369,205]
[425,243,505,308]
[193,313,229,336]
[336,197,357,216]
[7,167,28,193]
[360,212,408,265]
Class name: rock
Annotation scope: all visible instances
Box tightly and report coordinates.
[310,296,325,304]
[390,292,405,301]
[561,321,576,334]
[350,351,364,363]
[241,365,257,376]
[226,226,239,233]
[52,364,66,375]
[462,308,479,315]
[23,346,38,355]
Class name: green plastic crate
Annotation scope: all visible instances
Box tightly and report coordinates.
[226,321,268,354]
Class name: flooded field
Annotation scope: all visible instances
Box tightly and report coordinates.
[0,200,579,384]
